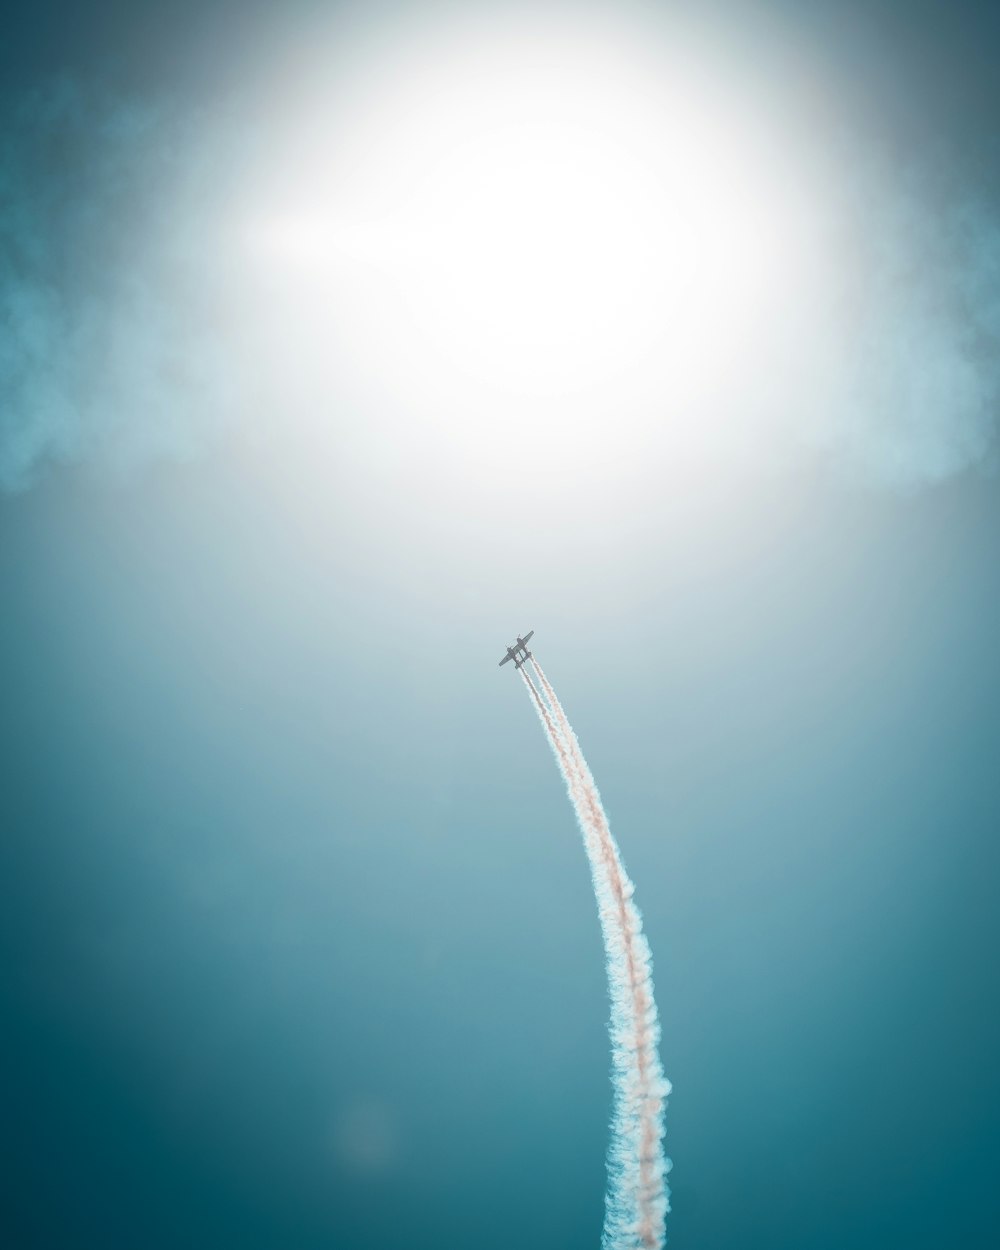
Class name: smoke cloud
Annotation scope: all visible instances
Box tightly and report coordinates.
[521,658,670,1250]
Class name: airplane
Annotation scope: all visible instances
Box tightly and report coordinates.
[499,630,534,669]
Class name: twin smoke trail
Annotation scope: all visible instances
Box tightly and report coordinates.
[520,658,670,1250]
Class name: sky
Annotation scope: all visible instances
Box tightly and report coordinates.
[2,3,999,1249]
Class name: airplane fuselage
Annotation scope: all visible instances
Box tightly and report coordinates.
[499,629,535,669]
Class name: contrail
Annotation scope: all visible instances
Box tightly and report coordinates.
[519,660,670,1250]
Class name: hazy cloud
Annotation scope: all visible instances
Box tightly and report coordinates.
[0,80,245,491]
[1,75,997,493]
[818,168,1000,486]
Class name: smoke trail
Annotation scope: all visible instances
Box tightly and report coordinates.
[519,661,670,1250]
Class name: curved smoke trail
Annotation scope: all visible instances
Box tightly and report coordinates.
[519,660,670,1250]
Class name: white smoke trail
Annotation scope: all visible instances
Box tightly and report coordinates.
[519,661,670,1250]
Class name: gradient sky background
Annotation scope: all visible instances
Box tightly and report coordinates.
[2,3,1000,1249]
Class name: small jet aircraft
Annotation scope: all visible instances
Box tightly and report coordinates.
[499,630,534,669]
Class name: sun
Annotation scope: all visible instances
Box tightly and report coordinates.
[240,10,815,487]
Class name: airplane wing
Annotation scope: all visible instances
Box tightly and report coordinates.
[522,630,534,644]
[499,653,512,667]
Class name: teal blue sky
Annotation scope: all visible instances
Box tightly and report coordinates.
[2,4,1000,1249]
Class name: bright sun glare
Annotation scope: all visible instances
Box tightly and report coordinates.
[243,13,818,482]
